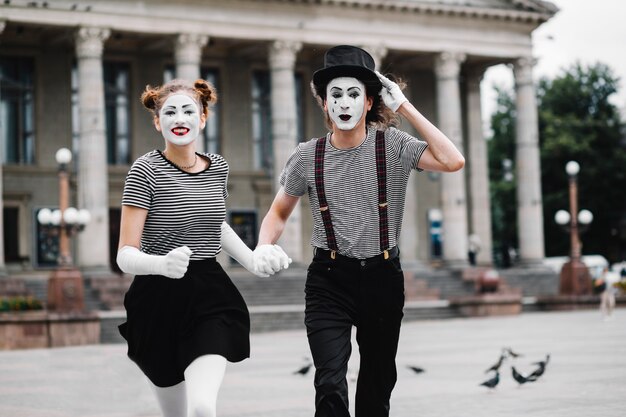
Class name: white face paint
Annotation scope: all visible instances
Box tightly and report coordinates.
[158,94,202,146]
[326,77,366,131]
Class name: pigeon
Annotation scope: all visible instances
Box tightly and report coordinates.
[407,365,425,374]
[511,366,536,385]
[505,347,523,358]
[528,353,550,380]
[479,371,500,389]
[532,353,551,369]
[485,351,506,373]
[293,359,313,376]
[527,362,545,380]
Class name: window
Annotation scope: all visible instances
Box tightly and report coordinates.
[251,71,305,171]
[104,62,131,165]
[0,56,35,164]
[164,66,222,154]
[228,211,257,265]
[109,207,122,273]
[3,207,20,262]
[295,72,305,142]
[71,65,80,165]
[251,71,272,171]
[35,207,59,267]
[203,69,221,154]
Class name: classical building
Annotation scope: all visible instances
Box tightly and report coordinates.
[0,0,556,275]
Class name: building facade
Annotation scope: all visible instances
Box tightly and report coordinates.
[0,0,556,274]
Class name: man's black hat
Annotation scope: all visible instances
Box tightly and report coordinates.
[312,45,382,93]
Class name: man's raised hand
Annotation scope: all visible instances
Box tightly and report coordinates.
[375,71,408,113]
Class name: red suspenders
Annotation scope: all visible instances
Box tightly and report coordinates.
[374,130,391,257]
[314,130,390,260]
[314,136,339,257]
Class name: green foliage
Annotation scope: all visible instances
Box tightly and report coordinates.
[0,296,44,312]
[538,63,626,260]
[488,61,626,263]
[487,87,518,266]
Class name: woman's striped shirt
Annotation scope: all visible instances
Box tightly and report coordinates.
[280,127,428,259]
[122,150,228,260]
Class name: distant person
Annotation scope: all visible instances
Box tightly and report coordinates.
[599,266,618,320]
[468,233,481,266]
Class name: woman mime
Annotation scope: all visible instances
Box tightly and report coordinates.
[116,78,290,417]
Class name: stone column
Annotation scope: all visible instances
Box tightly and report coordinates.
[175,33,208,82]
[399,174,421,266]
[361,44,388,71]
[269,40,303,263]
[0,20,7,276]
[75,26,111,272]
[466,67,493,266]
[434,52,469,267]
[175,33,209,153]
[513,56,545,263]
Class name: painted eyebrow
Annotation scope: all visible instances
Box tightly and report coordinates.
[163,104,195,110]
[330,86,362,92]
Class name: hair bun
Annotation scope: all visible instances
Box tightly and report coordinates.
[194,79,218,106]
[141,86,159,111]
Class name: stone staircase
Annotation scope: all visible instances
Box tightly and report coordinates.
[82,266,475,343]
[409,268,476,299]
[8,264,559,344]
[84,275,132,311]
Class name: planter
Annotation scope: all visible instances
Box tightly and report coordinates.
[533,294,626,311]
[0,311,100,350]
[0,311,48,350]
[449,293,523,317]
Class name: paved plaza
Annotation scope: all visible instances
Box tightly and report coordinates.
[0,308,624,417]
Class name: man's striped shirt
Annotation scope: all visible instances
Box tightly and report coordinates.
[122,150,228,260]
[280,127,428,259]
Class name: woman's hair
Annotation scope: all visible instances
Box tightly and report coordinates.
[310,74,404,130]
[141,78,217,119]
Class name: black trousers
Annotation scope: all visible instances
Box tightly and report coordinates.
[305,248,405,417]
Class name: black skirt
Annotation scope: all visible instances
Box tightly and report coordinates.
[118,259,250,387]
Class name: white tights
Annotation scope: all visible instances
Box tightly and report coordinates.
[150,354,227,417]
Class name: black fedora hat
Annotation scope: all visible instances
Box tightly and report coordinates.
[312,45,382,93]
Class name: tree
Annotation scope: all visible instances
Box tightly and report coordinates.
[538,63,626,262]
[487,87,518,267]
[487,62,626,264]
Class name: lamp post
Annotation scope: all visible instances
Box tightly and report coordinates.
[555,161,593,295]
[502,158,514,183]
[37,148,90,312]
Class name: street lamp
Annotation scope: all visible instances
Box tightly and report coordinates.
[502,158,514,182]
[36,148,90,311]
[554,160,593,295]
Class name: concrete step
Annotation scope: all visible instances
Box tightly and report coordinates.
[97,299,460,344]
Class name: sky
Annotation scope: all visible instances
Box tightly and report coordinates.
[481,0,626,123]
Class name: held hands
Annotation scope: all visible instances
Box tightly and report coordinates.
[157,246,193,279]
[253,244,292,277]
[375,71,408,113]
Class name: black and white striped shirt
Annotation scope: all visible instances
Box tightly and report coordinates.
[280,127,428,259]
[122,150,228,260]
